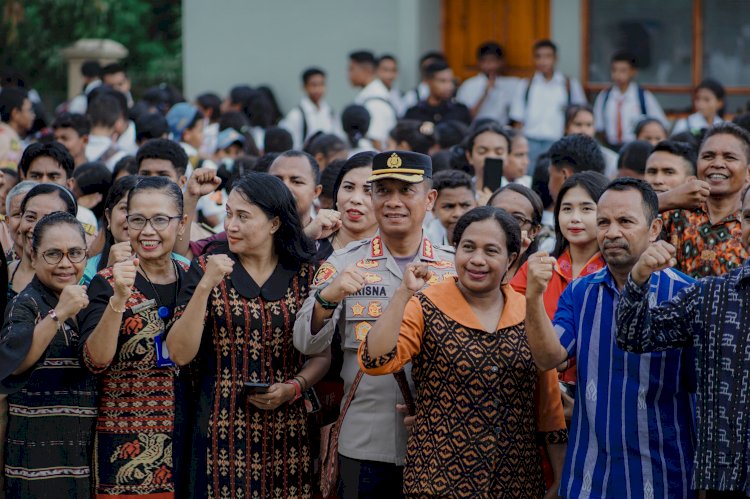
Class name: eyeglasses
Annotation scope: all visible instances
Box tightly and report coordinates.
[41,247,87,265]
[126,215,181,231]
[511,214,534,229]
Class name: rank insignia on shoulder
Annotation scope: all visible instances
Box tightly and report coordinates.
[442,272,457,281]
[427,274,440,285]
[355,321,372,342]
[429,260,454,269]
[422,239,434,259]
[367,302,382,318]
[364,273,383,284]
[356,259,379,269]
[351,302,365,317]
[313,262,336,287]
[371,236,384,257]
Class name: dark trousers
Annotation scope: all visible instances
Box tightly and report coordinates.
[339,454,404,499]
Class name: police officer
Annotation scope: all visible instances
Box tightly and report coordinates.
[294,151,456,498]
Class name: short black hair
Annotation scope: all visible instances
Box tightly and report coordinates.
[651,140,697,176]
[697,78,726,102]
[21,183,77,216]
[101,63,126,77]
[18,142,74,179]
[302,67,326,85]
[0,87,28,123]
[305,133,346,160]
[127,175,184,217]
[533,39,557,54]
[464,121,512,156]
[548,134,606,175]
[617,140,654,175]
[254,152,280,173]
[322,159,346,204]
[433,169,474,194]
[112,156,138,181]
[732,112,750,136]
[436,120,469,149]
[31,211,85,254]
[604,177,659,223]
[52,112,90,137]
[135,113,170,144]
[196,92,222,121]
[419,51,445,66]
[135,138,189,177]
[424,60,451,79]
[611,51,637,67]
[377,54,397,65]
[87,91,124,128]
[272,150,321,184]
[349,50,377,66]
[81,60,101,79]
[701,121,750,162]
[389,120,437,155]
[452,206,521,260]
[263,127,293,154]
[478,42,504,60]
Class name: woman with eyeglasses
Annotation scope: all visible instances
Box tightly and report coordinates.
[511,172,609,418]
[0,211,96,498]
[488,183,544,279]
[7,183,78,301]
[78,177,189,498]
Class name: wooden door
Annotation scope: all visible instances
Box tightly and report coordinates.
[442,0,551,82]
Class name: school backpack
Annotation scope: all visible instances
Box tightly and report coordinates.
[601,85,648,117]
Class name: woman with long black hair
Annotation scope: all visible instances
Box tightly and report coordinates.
[167,172,331,499]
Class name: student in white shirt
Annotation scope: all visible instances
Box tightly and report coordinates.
[401,51,446,114]
[376,55,404,117]
[564,104,619,179]
[280,67,339,149]
[196,92,222,158]
[509,40,587,174]
[84,91,127,171]
[456,42,519,125]
[671,78,725,136]
[593,52,668,149]
[349,51,397,150]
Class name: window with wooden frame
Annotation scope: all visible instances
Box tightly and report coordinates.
[584,0,750,115]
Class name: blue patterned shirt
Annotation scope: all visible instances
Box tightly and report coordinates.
[617,259,750,494]
[554,267,696,499]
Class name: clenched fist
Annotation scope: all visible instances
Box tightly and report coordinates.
[525,251,555,297]
[56,285,90,321]
[112,257,138,302]
[107,241,133,266]
[186,167,222,198]
[201,254,234,289]
[319,264,366,303]
[630,240,677,286]
[304,209,342,240]
[401,263,432,294]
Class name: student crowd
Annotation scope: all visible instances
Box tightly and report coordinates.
[0,38,749,499]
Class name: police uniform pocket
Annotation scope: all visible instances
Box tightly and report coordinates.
[342,293,389,351]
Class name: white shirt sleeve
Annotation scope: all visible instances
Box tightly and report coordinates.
[570,78,588,105]
[509,79,529,123]
[280,108,304,150]
[456,78,480,108]
[670,118,688,136]
[364,100,396,148]
[644,90,668,127]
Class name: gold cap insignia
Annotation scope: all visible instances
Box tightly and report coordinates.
[386,153,402,169]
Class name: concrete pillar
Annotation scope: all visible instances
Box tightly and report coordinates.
[60,39,129,100]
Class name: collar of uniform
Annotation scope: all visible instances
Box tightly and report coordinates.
[368,233,439,262]
[301,95,328,113]
[532,71,565,85]
[554,250,606,282]
[420,279,525,330]
[228,252,298,301]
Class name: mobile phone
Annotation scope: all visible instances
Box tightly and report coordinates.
[483,157,504,192]
[559,381,576,399]
[303,388,321,414]
[244,382,271,394]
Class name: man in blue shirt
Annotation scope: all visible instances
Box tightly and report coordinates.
[525,178,696,499]
[617,184,750,497]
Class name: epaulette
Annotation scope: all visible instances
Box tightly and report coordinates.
[331,237,371,257]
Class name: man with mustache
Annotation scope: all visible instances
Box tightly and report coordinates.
[660,122,750,278]
[525,178,697,498]
[616,184,750,497]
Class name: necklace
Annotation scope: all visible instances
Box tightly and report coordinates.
[139,259,180,320]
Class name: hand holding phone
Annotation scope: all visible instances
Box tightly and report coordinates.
[244,382,271,394]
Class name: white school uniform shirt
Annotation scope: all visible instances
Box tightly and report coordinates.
[280,96,339,149]
[456,73,520,125]
[386,87,405,117]
[401,82,430,116]
[509,72,587,141]
[671,112,723,136]
[117,120,137,155]
[593,82,667,145]
[85,135,127,171]
[354,79,397,149]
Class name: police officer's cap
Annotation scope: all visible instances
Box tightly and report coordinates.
[368,150,432,184]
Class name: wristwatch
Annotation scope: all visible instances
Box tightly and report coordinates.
[48,309,60,323]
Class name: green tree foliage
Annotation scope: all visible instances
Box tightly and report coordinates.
[0,0,181,108]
